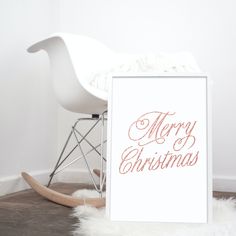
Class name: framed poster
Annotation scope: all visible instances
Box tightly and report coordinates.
[106,75,212,223]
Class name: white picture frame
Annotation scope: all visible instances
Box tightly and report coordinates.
[106,74,212,223]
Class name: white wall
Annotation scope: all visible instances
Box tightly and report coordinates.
[0,0,59,195]
[0,0,235,195]
[59,0,236,191]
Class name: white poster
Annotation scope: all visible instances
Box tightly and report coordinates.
[106,75,211,223]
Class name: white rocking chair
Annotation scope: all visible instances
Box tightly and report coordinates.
[23,34,201,208]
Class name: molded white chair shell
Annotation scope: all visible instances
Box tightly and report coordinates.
[28,33,115,114]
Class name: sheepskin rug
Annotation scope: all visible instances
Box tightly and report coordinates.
[72,189,236,236]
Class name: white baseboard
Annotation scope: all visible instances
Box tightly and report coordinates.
[56,168,100,185]
[213,175,236,192]
[0,170,55,197]
[0,168,99,197]
[1,170,235,197]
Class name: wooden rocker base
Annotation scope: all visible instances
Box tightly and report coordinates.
[93,169,106,180]
[21,172,105,208]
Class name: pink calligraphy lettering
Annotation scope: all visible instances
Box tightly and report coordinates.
[119,111,199,174]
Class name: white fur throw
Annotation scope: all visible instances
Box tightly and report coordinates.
[89,52,201,92]
[72,189,236,236]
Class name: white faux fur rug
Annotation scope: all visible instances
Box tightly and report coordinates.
[72,190,236,236]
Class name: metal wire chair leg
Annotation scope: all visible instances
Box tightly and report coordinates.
[99,111,106,197]
[47,113,107,190]
[47,129,74,187]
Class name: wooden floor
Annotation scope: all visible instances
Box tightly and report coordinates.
[0,183,91,236]
[0,184,235,236]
